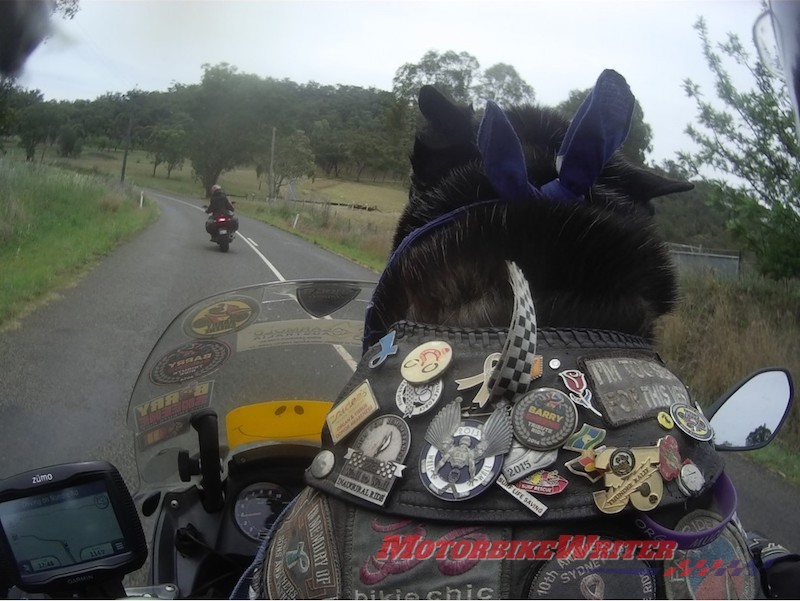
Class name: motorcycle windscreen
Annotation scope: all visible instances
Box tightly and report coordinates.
[126,280,375,491]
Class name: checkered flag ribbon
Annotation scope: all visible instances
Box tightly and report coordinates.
[488,262,537,403]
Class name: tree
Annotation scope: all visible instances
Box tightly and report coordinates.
[473,63,535,106]
[557,88,653,165]
[393,50,480,106]
[184,64,263,195]
[746,424,772,447]
[309,119,347,178]
[147,125,187,178]
[678,17,800,280]
[18,100,61,160]
[261,129,315,199]
[52,0,80,20]
[57,123,82,157]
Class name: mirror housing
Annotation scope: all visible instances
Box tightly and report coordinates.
[707,368,794,451]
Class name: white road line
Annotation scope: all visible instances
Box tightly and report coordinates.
[155,190,357,370]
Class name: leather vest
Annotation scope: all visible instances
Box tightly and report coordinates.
[252,323,754,600]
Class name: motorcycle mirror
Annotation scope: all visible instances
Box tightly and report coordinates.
[706,368,794,451]
[295,282,362,318]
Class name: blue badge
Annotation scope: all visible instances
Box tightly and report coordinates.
[369,330,399,368]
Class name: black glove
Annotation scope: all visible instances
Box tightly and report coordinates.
[747,531,800,599]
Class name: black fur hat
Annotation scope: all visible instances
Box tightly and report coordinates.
[364,72,694,348]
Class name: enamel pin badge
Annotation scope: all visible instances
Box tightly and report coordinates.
[419,400,513,501]
[334,415,411,506]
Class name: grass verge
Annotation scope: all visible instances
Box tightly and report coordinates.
[0,159,159,329]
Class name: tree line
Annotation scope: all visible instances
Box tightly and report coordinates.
[1,22,798,281]
[0,51,653,198]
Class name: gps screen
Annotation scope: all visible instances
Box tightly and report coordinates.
[0,479,128,576]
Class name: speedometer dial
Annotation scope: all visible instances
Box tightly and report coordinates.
[234,483,291,541]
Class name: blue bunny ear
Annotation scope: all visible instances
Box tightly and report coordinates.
[545,69,634,199]
[478,100,538,202]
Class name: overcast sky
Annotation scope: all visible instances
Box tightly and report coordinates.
[17,0,767,165]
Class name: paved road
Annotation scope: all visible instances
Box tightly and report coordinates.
[0,189,376,490]
[0,189,797,557]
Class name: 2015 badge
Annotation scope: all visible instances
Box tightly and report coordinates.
[501,441,558,483]
[419,401,512,501]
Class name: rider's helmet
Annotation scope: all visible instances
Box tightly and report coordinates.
[211,184,223,194]
[754,0,800,142]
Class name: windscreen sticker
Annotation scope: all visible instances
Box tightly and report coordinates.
[236,319,362,352]
[182,296,259,338]
[134,381,213,431]
[136,417,191,451]
[149,340,230,385]
[582,357,691,427]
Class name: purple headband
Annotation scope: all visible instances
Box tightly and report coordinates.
[635,471,738,550]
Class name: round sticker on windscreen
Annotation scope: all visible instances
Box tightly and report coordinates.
[182,296,259,338]
[150,340,231,385]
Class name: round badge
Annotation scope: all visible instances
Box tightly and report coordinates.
[353,415,411,463]
[664,510,757,599]
[182,296,259,338]
[658,435,682,481]
[528,552,656,599]
[677,463,706,497]
[401,341,453,384]
[150,340,231,385]
[657,411,675,430]
[511,388,577,450]
[609,448,636,477]
[548,358,562,370]
[395,379,443,418]
[670,403,713,442]
[310,450,335,478]
[419,418,503,501]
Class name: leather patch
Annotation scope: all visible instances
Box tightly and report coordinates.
[663,510,757,599]
[347,507,506,600]
[266,488,341,599]
[527,554,657,599]
[582,357,691,427]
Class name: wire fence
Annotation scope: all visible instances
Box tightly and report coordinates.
[667,243,741,279]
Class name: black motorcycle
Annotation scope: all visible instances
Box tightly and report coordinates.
[205,210,239,252]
